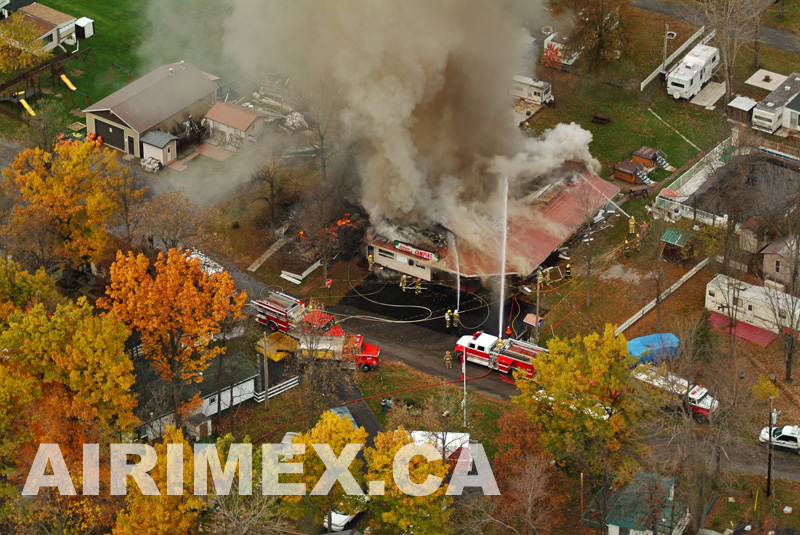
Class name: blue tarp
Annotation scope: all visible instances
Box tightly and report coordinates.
[628,333,680,365]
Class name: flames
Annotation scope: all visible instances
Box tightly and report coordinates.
[297,213,360,242]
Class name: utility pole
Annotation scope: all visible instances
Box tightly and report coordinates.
[263,331,270,411]
[767,397,774,497]
[534,271,543,344]
[662,23,669,73]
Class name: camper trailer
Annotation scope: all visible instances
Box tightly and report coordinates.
[666,44,719,100]
[752,73,800,134]
[509,75,553,105]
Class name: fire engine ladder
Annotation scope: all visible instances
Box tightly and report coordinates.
[502,340,541,364]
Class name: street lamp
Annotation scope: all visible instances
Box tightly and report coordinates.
[767,398,777,497]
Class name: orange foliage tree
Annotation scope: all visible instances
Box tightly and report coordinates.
[0,296,137,532]
[0,12,50,73]
[1,136,144,270]
[100,248,246,428]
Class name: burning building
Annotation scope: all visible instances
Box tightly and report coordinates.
[364,162,620,282]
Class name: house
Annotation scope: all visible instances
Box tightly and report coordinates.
[204,101,268,148]
[1,1,76,52]
[783,92,800,132]
[705,273,800,334]
[762,236,800,289]
[752,72,800,134]
[614,160,644,183]
[583,472,690,535]
[364,165,619,282]
[727,96,758,125]
[83,62,218,158]
[543,32,580,69]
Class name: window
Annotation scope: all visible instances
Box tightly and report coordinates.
[167,147,171,154]
[377,249,394,260]
[779,310,788,320]
[776,260,781,273]
[235,128,242,136]
[671,81,685,88]
[747,304,753,312]
[407,258,414,266]
[708,290,715,297]
[782,435,798,444]
[734,297,743,307]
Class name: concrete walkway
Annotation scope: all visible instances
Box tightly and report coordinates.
[247,237,288,272]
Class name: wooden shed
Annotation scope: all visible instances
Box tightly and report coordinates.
[727,96,757,125]
[632,146,664,168]
[613,160,643,183]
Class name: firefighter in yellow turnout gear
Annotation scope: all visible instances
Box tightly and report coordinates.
[444,350,453,369]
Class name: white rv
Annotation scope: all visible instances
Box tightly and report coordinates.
[753,73,800,134]
[666,44,719,100]
[509,75,553,105]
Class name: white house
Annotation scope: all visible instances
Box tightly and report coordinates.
[752,72,800,134]
[705,273,800,334]
[1,2,77,52]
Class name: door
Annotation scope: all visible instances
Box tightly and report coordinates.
[127,136,135,155]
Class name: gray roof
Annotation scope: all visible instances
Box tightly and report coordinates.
[729,96,757,111]
[787,92,800,113]
[141,130,178,148]
[755,73,800,113]
[84,63,217,133]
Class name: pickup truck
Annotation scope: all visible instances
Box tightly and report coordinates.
[256,331,380,372]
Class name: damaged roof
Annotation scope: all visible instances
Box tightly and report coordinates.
[205,101,267,131]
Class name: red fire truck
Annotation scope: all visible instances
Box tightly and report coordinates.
[252,290,380,371]
[454,332,546,379]
[631,364,719,423]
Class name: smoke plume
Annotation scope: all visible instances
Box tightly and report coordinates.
[143,1,599,270]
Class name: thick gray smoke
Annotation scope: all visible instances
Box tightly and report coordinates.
[142,1,599,270]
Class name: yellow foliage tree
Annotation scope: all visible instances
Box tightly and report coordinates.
[0,256,61,325]
[364,426,452,534]
[0,12,50,73]
[100,248,246,428]
[513,324,645,478]
[1,137,143,270]
[281,411,368,531]
[0,298,137,532]
[113,427,207,535]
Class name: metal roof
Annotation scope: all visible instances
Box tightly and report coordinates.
[204,101,266,131]
[141,130,177,148]
[661,227,691,247]
[728,96,757,111]
[84,63,218,134]
[754,72,800,113]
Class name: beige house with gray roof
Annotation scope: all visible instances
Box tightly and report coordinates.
[83,62,217,158]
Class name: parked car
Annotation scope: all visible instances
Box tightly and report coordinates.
[276,431,300,459]
[759,425,800,453]
[321,496,369,532]
[328,406,358,430]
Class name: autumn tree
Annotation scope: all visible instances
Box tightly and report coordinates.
[1,136,144,271]
[281,411,368,532]
[22,100,69,151]
[513,324,645,479]
[100,248,246,428]
[0,12,50,73]
[0,297,137,533]
[364,426,452,535]
[113,427,207,535]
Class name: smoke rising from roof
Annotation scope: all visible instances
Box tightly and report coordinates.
[141,1,600,272]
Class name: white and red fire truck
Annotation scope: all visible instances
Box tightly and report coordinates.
[454,331,547,379]
[632,364,719,423]
[252,290,380,371]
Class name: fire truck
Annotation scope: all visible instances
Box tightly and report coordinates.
[252,290,380,371]
[631,364,719,423]
[454,332,547,379]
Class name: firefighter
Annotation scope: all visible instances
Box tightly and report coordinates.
[400,274,408,292]
[624,239,631,258]
[452,310,459,328]
[368,254,374,271]
[444,350,453,369]
[545,268,551,285]
[565,263,572,281]
[628,216,636,235]
[445,309,452,328]
[415,278,422,295]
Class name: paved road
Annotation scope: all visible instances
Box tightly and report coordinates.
[633,0,800,55]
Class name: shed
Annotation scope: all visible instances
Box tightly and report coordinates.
[727,96,757,124]
[74,16,93,39]
[614,160,643,183]
[632,146,664,168]
[204,101,268,146]
[141,130,178,165]
[628,333,680,364]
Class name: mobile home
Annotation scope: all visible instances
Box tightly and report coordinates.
[666,44,719,100]
[752,73,800,134]
[705,273,800,335]
[509,75,553,105]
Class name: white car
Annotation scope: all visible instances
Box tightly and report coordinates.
[189,250,225,275]
[328,406,358,429]
[276,431,299,459]
[759,425,800,452]
[321,496,369,532]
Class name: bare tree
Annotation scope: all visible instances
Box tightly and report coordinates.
[458,455,554,535]
[750,0,776,68]
[106,166,147,250]
[298,77,341,186]
[637,213,670,331]
[252,140,294,234]
[138,189,224,253]
[691,0,761,104]
[21,99,69,151]
[206,483,291,535]
[387,384,467,457]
